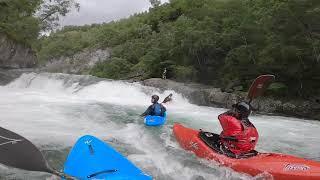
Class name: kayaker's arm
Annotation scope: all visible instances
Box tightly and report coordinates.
[218,114,241,142]
[140,105,153,117]
[160,104,166,116]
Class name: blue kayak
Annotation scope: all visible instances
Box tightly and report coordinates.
[63,135,152,180]
[144,112,167,126]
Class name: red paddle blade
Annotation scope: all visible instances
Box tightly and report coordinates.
[247,75,275,101]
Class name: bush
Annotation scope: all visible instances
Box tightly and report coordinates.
[37,0,320,98]
[267,82,289,97]
[90,57,132,79]
[173,65,197,81]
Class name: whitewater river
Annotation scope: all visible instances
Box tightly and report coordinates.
[0,73,319,180]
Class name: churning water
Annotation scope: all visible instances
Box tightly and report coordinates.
[0,73,319,180]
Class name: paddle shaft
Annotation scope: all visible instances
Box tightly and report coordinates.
[47,167,78,180]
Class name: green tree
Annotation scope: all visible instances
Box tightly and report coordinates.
[38,0,80,31]
[91,57,133,79]
[37,0,320,98]
[0,0,79,45]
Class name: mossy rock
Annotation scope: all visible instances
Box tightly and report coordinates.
[233,85,244,91]
[267,82,288,97]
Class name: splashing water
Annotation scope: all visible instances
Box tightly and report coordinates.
[0,73,319,180]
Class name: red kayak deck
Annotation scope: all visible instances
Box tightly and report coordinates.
[173,123,320,180]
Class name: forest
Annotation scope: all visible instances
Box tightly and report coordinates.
[2,0,320,98]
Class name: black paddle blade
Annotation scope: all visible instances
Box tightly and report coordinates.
[0,126,50,173]
[162,93,173,104]
[247,75,275,101]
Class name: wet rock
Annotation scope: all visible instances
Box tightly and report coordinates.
[141,78,216,106]
[141,78,320,120]
[0,68,35,85]
[41,49,111,74]
[0,34,37,68]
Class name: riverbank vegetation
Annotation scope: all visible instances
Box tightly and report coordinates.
[32,0,320,98]
[0,0,78,46]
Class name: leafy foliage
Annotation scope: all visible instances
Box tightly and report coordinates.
[90,57,132,79]
[0,0,41,44]
[0,0,78,45]
[37,0,320,98]
[38,0,80,31]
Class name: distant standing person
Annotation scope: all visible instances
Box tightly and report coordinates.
[162,68,167,80]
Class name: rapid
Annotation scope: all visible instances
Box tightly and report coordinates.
[0,73,319,180]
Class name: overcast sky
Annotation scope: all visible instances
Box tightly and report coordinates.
[59,0,169,26]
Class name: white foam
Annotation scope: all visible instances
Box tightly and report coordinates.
[1,72,319,179]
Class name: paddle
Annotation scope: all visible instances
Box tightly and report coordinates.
[0,126,76,180]
[162,93,173,104]
[222,75,275,145]
[247,74,275,104]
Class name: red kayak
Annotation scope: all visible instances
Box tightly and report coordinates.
[173,123,320,180]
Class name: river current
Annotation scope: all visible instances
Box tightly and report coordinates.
[0,73,319,180]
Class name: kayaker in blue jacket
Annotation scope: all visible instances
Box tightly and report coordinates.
[140,95,166,117]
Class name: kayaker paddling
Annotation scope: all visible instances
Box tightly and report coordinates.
[140,95,167,117]
[142,94,172,126]
[172,75,320,178]
[217,101,258,157]
[198,75,275,158]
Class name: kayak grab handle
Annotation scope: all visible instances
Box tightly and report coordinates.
[87,169,117,178]
[88,144,94,155]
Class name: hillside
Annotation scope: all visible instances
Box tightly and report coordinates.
[37,0,320,99]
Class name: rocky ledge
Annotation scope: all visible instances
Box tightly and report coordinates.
[0,68,35,85]
[141,78,320,121]
[40,49,111,74]
[0,34,37,68]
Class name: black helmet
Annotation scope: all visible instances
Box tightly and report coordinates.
[151,95,159,103]
[232,102,251,119]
